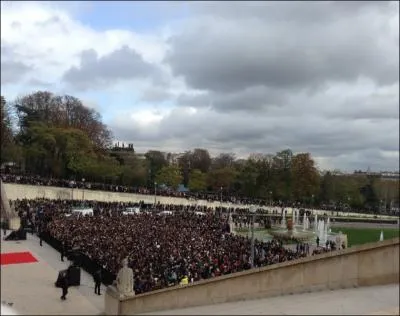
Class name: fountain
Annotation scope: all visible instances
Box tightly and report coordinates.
[281,211,286,229]
[269,210,343,246]
[314,214,318,234]
[292,209,297,232]
[379,230,384,241]
[303,213,309,231]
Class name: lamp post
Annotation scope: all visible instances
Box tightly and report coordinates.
[220,186,223,217]
[311,194,314,210]
[81,178,85,206]
[347,197,351,215]
[269,191,272,206]
[154,182,157,206]
[249,205,257,269]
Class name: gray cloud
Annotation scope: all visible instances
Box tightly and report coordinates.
[193,1,393,23]
[1,61,32,85]
[1,43,33,84]
[62,46,160,90]
[110,95,399,171]
[3,1,398,172]
[107,1,396,172]
[70,1,400,171]
[166,1,398,98]
[140,87,173,103]
[27,78,53,88]
[177,86,287,113]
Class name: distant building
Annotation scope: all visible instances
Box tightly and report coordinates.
[167,153,185,165]
[381,171,400,181]
[136,153,147,160]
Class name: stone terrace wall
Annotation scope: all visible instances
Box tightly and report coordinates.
[105,238,400,315]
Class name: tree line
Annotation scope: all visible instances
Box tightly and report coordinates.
[1,91,398,212]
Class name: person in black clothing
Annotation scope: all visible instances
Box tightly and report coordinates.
[93,269,102,295]
[61,242,66,262]
[60,271,69,300]
[316,236,320,247]
[39,231,43,247]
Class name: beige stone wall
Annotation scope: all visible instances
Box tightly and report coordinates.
[3,183,398,220]
[104,238,399,315]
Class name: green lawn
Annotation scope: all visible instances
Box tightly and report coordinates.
[331,227,399,247]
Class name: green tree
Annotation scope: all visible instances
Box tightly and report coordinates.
[207,167,237,191]
[155,165,183,189]
[145,150,168,184]
[188,169,207,192]
[235,160,258,198]
[0,96,17,163]
[178,151,192,186]
[320,172,335,203]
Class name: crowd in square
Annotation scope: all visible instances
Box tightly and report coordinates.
[12,198,306,294]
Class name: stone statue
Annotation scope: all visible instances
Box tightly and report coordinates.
[116,258,134,296]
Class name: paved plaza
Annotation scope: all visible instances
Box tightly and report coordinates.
[1,231,105,315]
[142,284,399,315]
[1,231,399,315]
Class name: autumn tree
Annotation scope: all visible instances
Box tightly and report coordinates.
[190,148,212,173]
[291,153,320,202]
[373,179,400,211]
[13,91,112,150]
[211,153,236,169]
[272,149,293,201]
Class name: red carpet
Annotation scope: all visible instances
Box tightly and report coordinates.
[1,251,38,266]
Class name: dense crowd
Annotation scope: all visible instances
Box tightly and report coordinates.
[13,198,305,294]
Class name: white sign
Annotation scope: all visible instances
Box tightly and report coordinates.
[72,208,93,216]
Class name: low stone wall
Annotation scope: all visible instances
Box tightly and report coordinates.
[105,238,399,315]
[3,183,219,207]
[3,183,398,220]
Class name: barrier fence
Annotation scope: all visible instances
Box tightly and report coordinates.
[40,231,116,286]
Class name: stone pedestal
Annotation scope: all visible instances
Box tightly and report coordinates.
[286,219,293,231]
[105,285,135,315]
[105,286,121,315]
[9,217,21,230]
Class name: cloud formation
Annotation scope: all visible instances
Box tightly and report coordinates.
[1,1,399,172]
[63,46,160,90]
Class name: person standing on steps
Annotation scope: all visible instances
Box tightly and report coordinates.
[60,270,69,300]
[93,269,102,295]
[39,229,43,247]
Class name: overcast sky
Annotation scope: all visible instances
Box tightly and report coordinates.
[1,1,399,172]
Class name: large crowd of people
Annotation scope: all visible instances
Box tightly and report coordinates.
[12,198,307,294]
